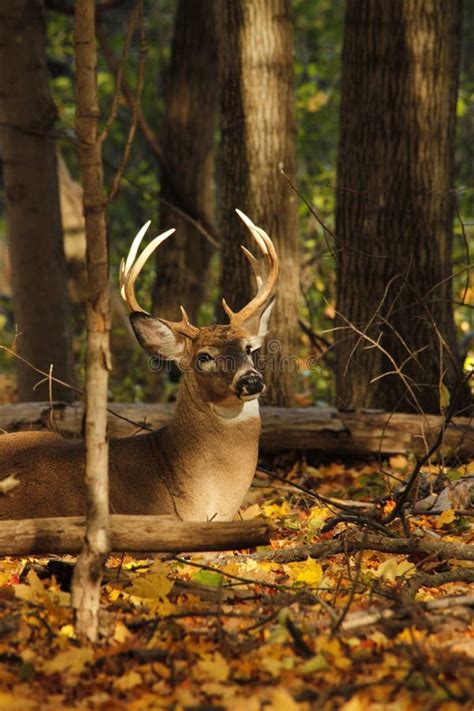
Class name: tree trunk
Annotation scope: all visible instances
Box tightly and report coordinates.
[335,0,470,415]
[0,0,73,402]
[216,0,300,406]
[152,0,217,324]
[72,0,111,643]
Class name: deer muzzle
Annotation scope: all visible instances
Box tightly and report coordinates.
[235,371,265,399]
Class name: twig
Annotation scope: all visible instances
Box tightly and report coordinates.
[338,594,474,633]
[106,0,146,203]
[99,2,141,145]
[0,345,82,395]
[240,534,474,564]
[384,368,474,524]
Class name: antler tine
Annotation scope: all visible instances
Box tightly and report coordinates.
[240,245,263,290]
[120,222,199,339]
[222,209,279,326]
[120,223,175,313]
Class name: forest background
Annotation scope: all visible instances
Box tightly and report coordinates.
[0,0,472,414]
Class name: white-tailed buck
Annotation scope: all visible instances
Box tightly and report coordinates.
[0,210,278,521]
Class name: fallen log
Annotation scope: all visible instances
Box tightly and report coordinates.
[1,401,473,457]
[0,515,272,556]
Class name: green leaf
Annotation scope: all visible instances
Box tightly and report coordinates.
[191,570,223,587]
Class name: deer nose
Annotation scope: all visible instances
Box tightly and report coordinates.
[236,371,264,397]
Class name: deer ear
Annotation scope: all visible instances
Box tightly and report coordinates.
[241,297,276,345]
[130,312,186,362]
[256,297,275,339]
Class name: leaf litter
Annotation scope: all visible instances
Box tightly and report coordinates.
[0,456,472,710]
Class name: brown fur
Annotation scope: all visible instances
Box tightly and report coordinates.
[0,323,266,522]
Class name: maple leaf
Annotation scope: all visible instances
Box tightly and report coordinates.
[307,506,330,531]
[434,508,456,528]
[0,692,36,710]
[194,652,230,682]
[113,621,131,643]
[262,501,292,518]
[127,572,174,599]
[284,558,323,586]
[126,571,174,613]
[266,687,300,711]
[42,647,94,678]
[114,670,142,691]
[372,558,416,580]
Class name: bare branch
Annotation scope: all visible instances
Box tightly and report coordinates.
[106,0,146,203]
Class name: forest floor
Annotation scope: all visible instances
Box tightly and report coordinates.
[0,456,472,710]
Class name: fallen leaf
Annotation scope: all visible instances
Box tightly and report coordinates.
[434,509,456,528]
[372,558,415,580]
[389,455,408,470]
[284,558,323,587]
[127,572,174,600]
[42,646,94,676]
[113,621,131,643]
[114,670,142,691]
[194,652,230,682]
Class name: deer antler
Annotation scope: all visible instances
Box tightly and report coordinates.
[222,210,279,326]
[120,221,199,339]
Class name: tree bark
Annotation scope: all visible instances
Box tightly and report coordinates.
[72,0,111,643]
[0,516,272,556]
[152,0,217,324]
[335,0,470,415]
[0,0,73,402]
[216,0,300,406]
[2,402,473,459]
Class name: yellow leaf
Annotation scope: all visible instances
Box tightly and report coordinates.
[307,507,330,531]
[306,90,328,113]
[266,687,300,711]
[113,621,131,643]
[372,558,415,580]
[466,460,474,474]
[261,655,285,677]
[284,559,323,587]
[239,503,262,519]
[340,697,366,711]
[262,501,291,518]
[300,654,328,673]
[435,509,456,528]
[0,572,13,587]
[439,383,451,411]
[114,670,142,691]
[42,647,94,676]
[14,569,46,602]
[127,572,174,601]
[58,625,75,639]
[389,455,408,470]
[0,692,36,710]
[194,652,230,682]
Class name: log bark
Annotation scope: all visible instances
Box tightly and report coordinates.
[0,516,272,556]
[1,402,473,458]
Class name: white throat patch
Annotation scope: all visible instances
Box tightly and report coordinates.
[211,399,260,421]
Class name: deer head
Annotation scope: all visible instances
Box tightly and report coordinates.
[120,210,279,409]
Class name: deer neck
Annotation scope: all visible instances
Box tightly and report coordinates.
[172,375,261,433]
[159,375,261,521]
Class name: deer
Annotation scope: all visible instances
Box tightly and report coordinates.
[0,210,278,522]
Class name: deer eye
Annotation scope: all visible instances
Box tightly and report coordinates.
[245,345,253,355]
[196,352,214,369]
